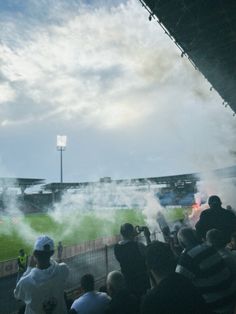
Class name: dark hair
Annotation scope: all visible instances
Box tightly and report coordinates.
[81,274,94,292]
[120,223,134,238]
[146,241,176,275]
[208,195,221,207]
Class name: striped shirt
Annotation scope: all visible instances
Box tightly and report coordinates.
[176,243,236,313]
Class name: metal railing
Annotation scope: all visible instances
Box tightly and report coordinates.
[0,238,120,314]
[1,232,161,314]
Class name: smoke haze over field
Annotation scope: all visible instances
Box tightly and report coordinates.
[196,177,236,209]
[0,182,165,256]
[49,183,163,236]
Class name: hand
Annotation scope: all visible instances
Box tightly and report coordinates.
[29,255,37,268]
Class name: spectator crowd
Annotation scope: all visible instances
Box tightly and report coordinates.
[14,195,236,314]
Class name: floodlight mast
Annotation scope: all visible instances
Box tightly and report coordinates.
[56,135,67,183]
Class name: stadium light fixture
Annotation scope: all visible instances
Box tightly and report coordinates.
[57,135,67,183]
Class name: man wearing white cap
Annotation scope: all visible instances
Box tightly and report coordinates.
[14,235,69,314]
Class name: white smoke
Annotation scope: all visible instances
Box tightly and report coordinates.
[0,174,166,256]
[188,170,236,227]
[142,189,164,230]
[0,187,38,245]
[49,182,164,239]
[196,175,236,210]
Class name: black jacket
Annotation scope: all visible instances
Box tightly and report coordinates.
[195,207,236,243]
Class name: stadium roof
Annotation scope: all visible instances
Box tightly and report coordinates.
[43,165,236,191]
[43,174,196,191]
[139,0,236,114]
[0,178,45,188]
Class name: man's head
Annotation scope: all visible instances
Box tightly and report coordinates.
[208,195,222,209]
[33,235,54,267]
[177,227,200,249]
[107,271,126,297]
[81,274,94,292]
[146,241,176,285]
[120,223,135,240]
[206,229,225,249]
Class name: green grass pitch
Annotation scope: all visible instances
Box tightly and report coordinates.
[0,206,188,261]
[0,209,145,261]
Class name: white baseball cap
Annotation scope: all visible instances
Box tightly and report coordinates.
[34,235,54,251]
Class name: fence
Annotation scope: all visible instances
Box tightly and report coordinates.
[0,236,121,314]
[0,232,161,314]
[0,235,120,278]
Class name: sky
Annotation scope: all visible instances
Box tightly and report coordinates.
[0,0,236,183]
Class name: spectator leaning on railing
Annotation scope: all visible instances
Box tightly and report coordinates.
[14,235,69,314]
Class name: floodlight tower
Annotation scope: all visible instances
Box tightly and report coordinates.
[56,135,67,183]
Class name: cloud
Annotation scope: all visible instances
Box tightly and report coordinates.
[0,82,16,103]
[0,0,235,180]
[0,0,215,128]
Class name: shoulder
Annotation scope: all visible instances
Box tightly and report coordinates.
[196,210,211,225]
[58,262,69,277]
[187,243,216,260]
[14,274,33,299]
[114,242,123,250]
[71,294,86,310]
[199,209,211,217]
[16,275,32,287]
[114,241,133,251]
[114,243,120,250]
[97,292,110,302]
[224,208,236,217]
[96,292,111,306]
